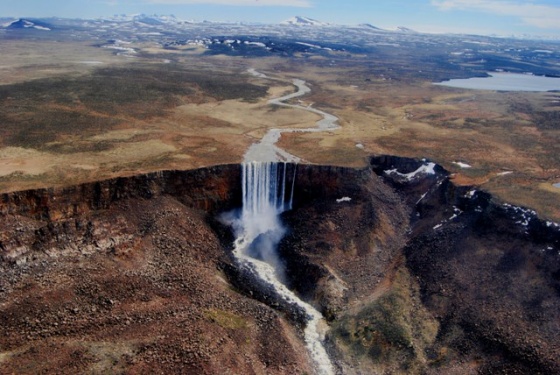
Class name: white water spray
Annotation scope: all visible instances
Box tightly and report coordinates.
[237,162,291,271]
[232,161,334,375]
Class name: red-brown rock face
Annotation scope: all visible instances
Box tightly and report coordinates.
[0,158,559,374]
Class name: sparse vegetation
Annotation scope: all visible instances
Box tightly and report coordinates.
[0,17,559,223]
[330,267,438,373]
[204,309,248,330]
[0,65,267,149]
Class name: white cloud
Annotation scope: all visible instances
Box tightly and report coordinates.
[146,0,312,6]
[431,0,560,29]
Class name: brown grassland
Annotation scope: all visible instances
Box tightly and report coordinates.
[0,38,559,220]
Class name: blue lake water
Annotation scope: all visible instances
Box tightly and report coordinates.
[554,183,560,188]
[434,72,560,92]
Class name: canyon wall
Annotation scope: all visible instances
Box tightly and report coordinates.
[1,157,559,374]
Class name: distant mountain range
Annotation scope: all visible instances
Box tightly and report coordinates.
[107,14,191,25]
[1,15,558,41]
[279,17,417,33]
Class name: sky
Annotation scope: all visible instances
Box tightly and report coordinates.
[2,0,560,37]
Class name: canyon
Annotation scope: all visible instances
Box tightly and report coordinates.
[1,156,559,374]
[1,17,560,374]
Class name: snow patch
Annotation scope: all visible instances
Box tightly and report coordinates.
[465,189,477,198]
[449,206,463,221]
[294,42,333,51]
[336,197,352,203]
[2,19,19,28]
[546,221,560,229]
[281,16,328,26]
[185,38,211,47]
[244,41,266,47]
[416,192,428,204]
[503,203,537,232]
[384,162,436,181]
[247,68,268,78]
[452,161,472,169]
[296,41,321,48]
[102,40,136,55]
[396,26,417,33]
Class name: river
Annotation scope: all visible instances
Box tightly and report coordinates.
[231,70,339,375]
[244,75,340,163]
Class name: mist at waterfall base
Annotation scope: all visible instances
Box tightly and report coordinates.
[220,161,296,282]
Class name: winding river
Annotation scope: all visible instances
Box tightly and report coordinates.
[244,73,340,163]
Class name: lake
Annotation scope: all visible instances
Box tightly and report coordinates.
[434,72,560,92]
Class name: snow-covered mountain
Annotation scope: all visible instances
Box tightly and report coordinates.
[395,26,417,33]
[281,16,328,26]
[104,14,184,25]
[359,23,383,30]
[2,15,558,43]
[3,18,51,31]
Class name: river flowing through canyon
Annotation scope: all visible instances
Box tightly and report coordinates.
[231,71,340,374]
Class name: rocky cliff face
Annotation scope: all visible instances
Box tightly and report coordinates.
[368,155,560,374]
[0,165,317,374]
[0,165,241,264]
[1,157,559,374]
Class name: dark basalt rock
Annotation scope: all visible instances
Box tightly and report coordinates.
[371,156,560,374]
[0,164,242,221]
[1,155,559,374]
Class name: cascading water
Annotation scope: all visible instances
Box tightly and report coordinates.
[226,69,338,374]
[237,161,291,273]
[231,161,335,375]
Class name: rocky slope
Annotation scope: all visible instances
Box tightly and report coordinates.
[1,156,559,374]
[0,166,314,374]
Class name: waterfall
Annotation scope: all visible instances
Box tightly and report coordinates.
[238,162,292,271]
[232,161,334,375]
[241,162,294,227]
